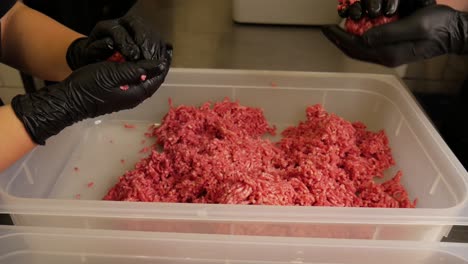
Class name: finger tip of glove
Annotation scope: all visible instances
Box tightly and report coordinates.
[136,59,169,80]
[348,3,363,21]
[166,44,173,58]
[161,43,173,65]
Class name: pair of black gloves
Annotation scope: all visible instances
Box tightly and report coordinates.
[12,15,172,145]
[322,0,468,67]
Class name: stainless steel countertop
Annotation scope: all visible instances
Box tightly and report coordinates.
[129,0,468,94]
[129,0,399,74]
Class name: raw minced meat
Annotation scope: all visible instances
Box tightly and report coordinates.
[104,99,416,208]
[345,16,398,36]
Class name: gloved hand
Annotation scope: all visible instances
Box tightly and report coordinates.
[12,52,171,145]
[66,15,167,70]
[323,5,468,67]
[340,0,435,20]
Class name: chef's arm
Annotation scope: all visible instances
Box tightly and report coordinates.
[0,1,84,81]
[0,105,35,172]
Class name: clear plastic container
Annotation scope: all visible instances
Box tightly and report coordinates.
[1,226,468,264]
[1,69,468,241]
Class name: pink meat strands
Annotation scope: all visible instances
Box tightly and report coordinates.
[104,98,416,208]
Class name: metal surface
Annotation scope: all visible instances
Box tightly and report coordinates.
[128,0,468,94]
[128,0,398,74]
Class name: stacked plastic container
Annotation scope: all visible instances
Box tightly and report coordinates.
[1,69,468,262]
[1,226,468,264]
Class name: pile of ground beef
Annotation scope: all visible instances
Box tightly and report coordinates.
[338,0,399,36]
[104,99,416,208]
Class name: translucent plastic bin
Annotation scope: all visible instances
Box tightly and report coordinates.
[1,226,468,264]
[1,69,468,241]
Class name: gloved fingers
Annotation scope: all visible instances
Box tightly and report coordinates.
[139,59,170,97]
[92,60,167,104]
[120,59,169,101]
[364,0,383,18]
[383,0,399,16]
[94,61,147,87]
[92,82,147,114]
[338,5,349,18]
[86,37,115,62]
[134,59,168,80]
[339,0,400,19]
[119,15,160,60]
[92,20,140,61]
[110,25,141,61]
[348,2,364,21]
[122,66,169,109]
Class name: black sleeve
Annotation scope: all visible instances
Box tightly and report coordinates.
[0,0,16,18]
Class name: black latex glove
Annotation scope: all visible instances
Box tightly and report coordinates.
[323,5,468,67]
[66,15,166,70]
[340,0,435,20]
[12,52,171,145]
